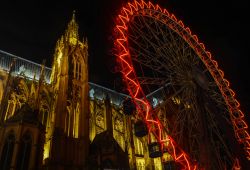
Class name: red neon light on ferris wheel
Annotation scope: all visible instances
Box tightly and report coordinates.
[114,0,250,169]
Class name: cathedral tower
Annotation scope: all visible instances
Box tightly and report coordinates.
[43,11,89,169]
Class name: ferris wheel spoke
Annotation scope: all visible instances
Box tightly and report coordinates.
[166,28,185,59]
[130,19,158,48]
[130,21,188,75]
[171,110,197,148]
[129,23,151,49]
[171,110,186,134]
[140,16,170,54]
[185,105,207,159]
[205,107,235,161]
[154,17,171,44]
[130,21,173,66]
[154,42,188,75]
[137,76,170,86]
[129,45,175,76]
[131,50,167,75]
[186,88,235,165]
[209,92,227,107]
[206,84,228,108]
[167,33,199,71]
[156,43,185,71]
[157,43,188,72]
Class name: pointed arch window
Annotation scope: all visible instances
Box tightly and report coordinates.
[73,102,80,138]
[72,54,83,81]
[42,110,48,126]
[5,100,16,120]
[16,132,32,170]
[66,100,72,136]
[0,133,15,170]
[76,61,78,79]
[39,106,49,126]
[134,136,144,156]
[76,60,81,80]
[78,61,82,80]
[73,58,81,81]
[71,56,76,79]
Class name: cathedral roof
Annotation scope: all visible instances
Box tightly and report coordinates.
[89,130,129,169]
[6,103,41,125]
[90,130,125,154]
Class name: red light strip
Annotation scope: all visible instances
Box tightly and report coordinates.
[114,0,250,169]
[232,158,241,170]
[115,1,198,169]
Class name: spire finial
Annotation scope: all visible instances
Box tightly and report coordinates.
[72,10,76,21]
[64,10,79,45]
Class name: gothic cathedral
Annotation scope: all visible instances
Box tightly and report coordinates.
[0,13,170,170]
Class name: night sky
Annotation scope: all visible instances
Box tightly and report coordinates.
[0,0,249,124]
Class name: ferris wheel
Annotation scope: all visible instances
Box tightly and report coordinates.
[114,0,250,169]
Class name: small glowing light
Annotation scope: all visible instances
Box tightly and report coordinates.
[152,97,158,107]
[185,104,191,109]
[171,97,181,105]
[18,65,26,75]
[89,88,95,98]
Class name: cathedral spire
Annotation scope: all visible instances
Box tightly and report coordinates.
[65,10,79,45]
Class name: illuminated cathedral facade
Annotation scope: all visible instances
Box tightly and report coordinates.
[0,14,172,170]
